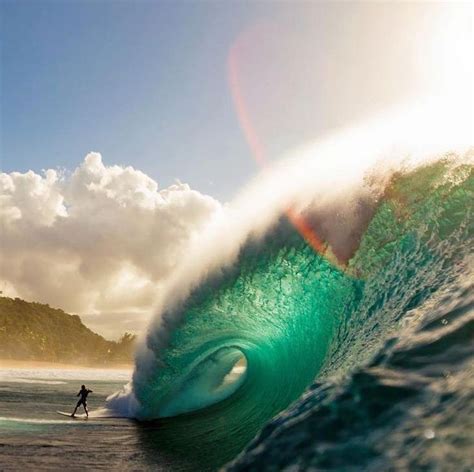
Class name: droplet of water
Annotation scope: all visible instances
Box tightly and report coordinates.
[424,429,435,439]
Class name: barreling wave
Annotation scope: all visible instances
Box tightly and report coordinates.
[107,111,472,468]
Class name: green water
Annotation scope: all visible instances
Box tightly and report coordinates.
[121,158,473,469]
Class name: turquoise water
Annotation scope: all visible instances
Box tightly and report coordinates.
[114,158,473,469]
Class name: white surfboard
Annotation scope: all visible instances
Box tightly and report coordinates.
[56,411,88,419]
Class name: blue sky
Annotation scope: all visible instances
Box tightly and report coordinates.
[2,1,468,201]
[1,0,274,200]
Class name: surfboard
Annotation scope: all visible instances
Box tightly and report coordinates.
[56,411,88,419]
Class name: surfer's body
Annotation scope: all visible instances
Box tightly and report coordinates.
[72,385,93,417]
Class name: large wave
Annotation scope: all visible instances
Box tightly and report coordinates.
[107,110,473,469]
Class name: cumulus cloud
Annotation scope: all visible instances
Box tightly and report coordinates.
[0,153,221,338]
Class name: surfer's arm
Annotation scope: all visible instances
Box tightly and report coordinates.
[76,391,81,396]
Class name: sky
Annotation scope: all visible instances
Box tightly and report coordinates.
[3,1,471,201]
[1,1,472,338]
[2,0,266,200]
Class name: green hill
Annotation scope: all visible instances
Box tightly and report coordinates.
[0,296,136,366]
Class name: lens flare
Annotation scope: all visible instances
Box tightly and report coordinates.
[228,38,329,259]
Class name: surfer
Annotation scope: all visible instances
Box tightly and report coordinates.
[72,385,93,417]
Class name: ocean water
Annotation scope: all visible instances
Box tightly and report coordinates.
[1,158,473,471]
[106,158,471,470]
[0,369,198,471]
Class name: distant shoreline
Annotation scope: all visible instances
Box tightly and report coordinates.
[0,359,134,371]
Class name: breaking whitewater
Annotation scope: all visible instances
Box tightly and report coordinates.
[104,112,474,470]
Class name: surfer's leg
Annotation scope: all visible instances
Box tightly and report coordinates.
[83,402,88,417]
[72,400,81,417]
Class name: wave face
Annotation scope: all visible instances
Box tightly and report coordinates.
[109,157,473,469]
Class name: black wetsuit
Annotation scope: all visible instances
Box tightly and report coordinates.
[76,388,92,407]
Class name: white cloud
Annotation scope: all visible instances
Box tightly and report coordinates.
[0,153,221,338]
